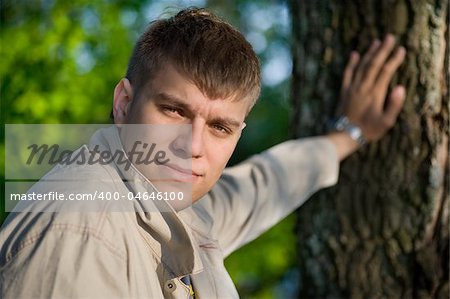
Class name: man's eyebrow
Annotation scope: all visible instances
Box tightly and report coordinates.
[153,92,191,111]
[209,116,241,129]
[153,92,242,128]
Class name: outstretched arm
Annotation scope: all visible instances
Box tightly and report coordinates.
[196,34,407,256]
[327,34,406,160]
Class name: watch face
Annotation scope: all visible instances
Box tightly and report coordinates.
[348,126,361,140]
[332,116,365,145]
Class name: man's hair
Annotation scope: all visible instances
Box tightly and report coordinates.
[124,7,261,113]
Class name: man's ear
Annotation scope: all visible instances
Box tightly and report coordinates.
[113,78,134,124]
[236,122,246,139]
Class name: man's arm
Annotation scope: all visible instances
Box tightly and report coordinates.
[327,34,406,160]
[196,34,406,256]
[195,136,340,257]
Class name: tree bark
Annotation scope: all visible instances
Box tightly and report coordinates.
[290,0,449,298]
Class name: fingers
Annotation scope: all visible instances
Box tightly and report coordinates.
[374,46,406,110]
[382,85,406,128]
[361,35,397,88]
[353,35,402,92]
[342,51,360,91]
[353,39,382,86]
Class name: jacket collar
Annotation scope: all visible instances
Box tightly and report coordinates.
[88,125,204,277]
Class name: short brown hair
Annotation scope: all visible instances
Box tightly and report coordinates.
[125,7,261,110]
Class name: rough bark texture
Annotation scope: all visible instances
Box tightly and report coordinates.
[290,0,449,298]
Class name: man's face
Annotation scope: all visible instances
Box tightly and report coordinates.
[114,64,250,205]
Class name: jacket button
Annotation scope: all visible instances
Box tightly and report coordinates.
[165,280,177,292]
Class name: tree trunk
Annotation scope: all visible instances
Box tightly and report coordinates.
[290,0,449,298]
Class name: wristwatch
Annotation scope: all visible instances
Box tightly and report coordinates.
[328,116,366,146]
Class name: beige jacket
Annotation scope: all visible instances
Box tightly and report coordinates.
[0,126,339,298]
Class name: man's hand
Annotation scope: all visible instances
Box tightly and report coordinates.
[328,34,406,160]
[339,34,406,142]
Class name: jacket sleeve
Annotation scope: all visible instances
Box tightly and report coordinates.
[197,137,340,257]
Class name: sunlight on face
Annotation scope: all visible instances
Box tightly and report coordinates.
[120,64,250,208]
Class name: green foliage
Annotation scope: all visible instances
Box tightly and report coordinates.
[1,1,135,124]
[1,0,296,297]
[225,214,297,298]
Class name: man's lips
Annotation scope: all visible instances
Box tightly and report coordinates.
[164,163,202,177]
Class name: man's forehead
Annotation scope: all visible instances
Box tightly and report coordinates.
[139,62,255,115]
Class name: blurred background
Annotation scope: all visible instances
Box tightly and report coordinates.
[2,1,448,298]
[1,0,297,297]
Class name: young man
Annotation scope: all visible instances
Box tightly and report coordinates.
[0,8,406,298]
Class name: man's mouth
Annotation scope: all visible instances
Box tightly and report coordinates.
[164,163,203,180]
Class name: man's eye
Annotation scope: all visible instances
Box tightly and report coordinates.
[161,106,183,116]
[211,124,231,136]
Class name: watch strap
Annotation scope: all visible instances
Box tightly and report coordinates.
[328,116,366,146]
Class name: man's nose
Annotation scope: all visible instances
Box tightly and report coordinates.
[171,120,204,159]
